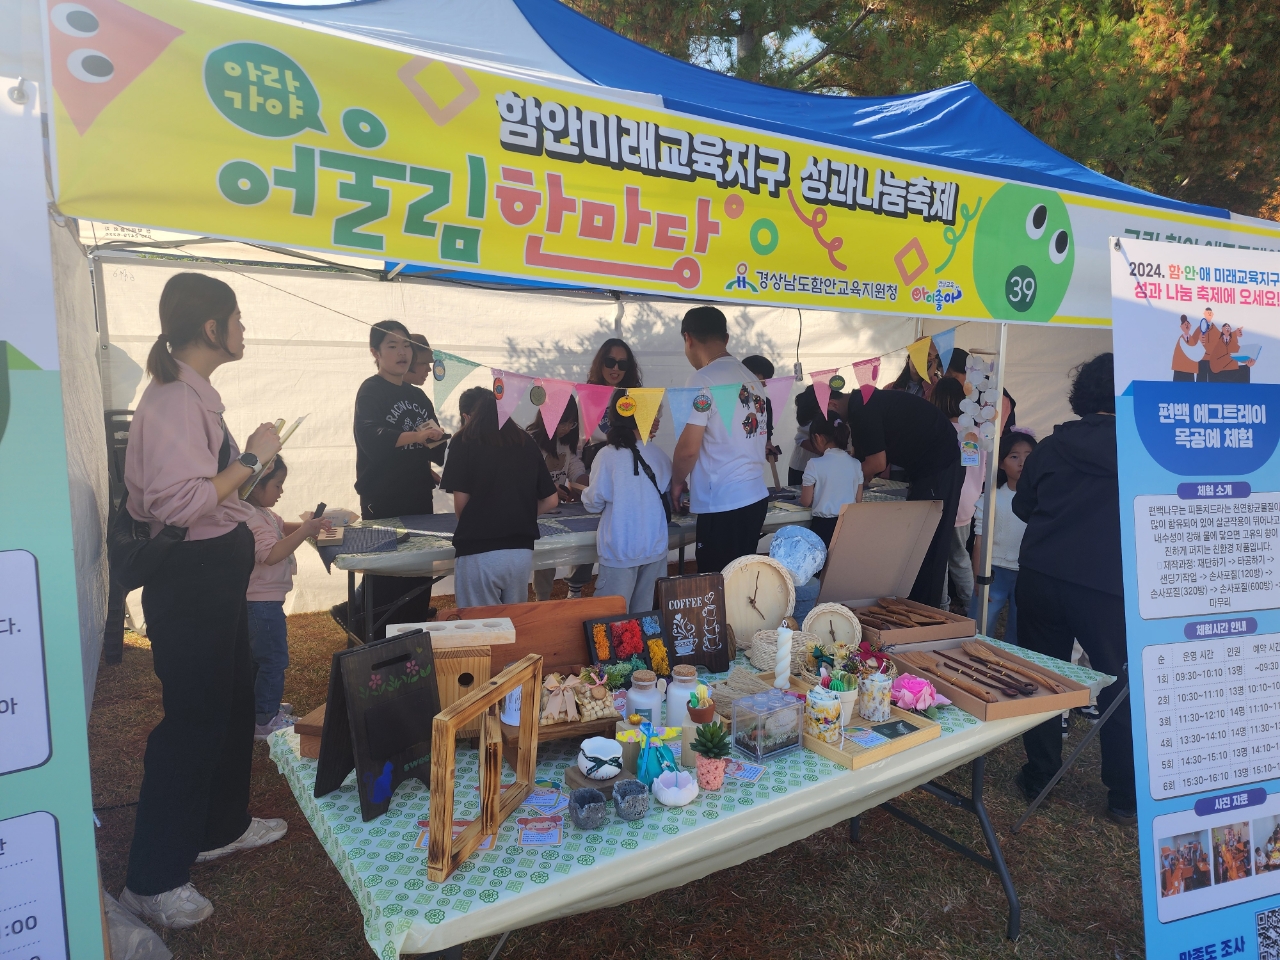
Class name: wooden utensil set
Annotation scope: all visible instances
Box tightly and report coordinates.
[853,598,949,632]
[898,641,1068,705]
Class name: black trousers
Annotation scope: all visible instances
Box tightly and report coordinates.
[906,460,964,605]
[1173,371,1195,382]
[696,497,769,573]
[127,524,256,895]
[1016,566,1136,809]
[809,515,838,547]
[357,499,435,639]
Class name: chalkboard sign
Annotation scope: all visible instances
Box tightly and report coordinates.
[655,573,729,673]
[313,628,441,821]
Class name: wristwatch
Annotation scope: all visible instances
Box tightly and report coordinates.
[237,451,262,475]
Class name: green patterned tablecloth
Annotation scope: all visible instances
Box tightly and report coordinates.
[270,648,1111,957]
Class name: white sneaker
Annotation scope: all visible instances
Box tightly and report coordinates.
[196,817,287,864]
[254,711,296,740]
[279,702,294,715]
[119,883,213,930]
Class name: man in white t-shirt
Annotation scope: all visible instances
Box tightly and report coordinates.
[670,306,770,572]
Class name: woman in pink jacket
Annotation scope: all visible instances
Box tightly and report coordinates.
[119,273,286,930]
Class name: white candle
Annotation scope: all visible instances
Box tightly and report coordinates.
[774,626,792,689]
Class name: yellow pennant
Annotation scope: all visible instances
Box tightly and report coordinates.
[627,388,666,443]
[907,337,933,380]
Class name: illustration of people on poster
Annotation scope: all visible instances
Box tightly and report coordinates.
[1112,236,1280,958]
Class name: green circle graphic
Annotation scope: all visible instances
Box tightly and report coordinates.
[972,183,1073,322]
[342,107,387,149]
[749,218,779,256]
[217,161,269,205]
[204,42,325,138]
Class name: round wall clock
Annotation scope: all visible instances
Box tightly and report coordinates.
[722,555,795,653]
[802,602,863,650]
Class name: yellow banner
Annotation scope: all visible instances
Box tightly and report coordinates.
[46,0,1280,326]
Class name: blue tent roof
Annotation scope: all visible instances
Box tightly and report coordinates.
[512,0,1226,219]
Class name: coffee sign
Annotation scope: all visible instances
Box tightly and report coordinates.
[655,574,729,673]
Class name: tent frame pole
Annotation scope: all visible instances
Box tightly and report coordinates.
[975,322,1008,634]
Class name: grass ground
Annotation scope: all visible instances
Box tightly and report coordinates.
[91,600,1143,959]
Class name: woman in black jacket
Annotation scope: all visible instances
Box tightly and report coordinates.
[1012,352,1135,825]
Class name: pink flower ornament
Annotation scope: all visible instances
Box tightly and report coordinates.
[891,673,950,712]
[369,673,383,690]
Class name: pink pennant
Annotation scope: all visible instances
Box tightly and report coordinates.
[763,377,795,423]
[860,383,876,403]
[491,368,532,428]
[537,378,577,436]
[852,357,881,388]
[575,383,615,438]
[809,368,840,418]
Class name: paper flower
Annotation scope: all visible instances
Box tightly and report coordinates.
[891,674,950,712]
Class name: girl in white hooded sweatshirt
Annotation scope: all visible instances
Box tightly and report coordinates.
[581,390,673,612]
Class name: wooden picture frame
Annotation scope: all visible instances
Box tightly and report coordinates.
[655,573,730,673]
[313,629,441,821]
[428,654,543,883]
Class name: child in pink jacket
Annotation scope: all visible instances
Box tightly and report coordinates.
[245,456,329,739]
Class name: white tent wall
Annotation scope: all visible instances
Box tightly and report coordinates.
[920,318,1114,439]
[50,220,110,713]
[97,255,920,614]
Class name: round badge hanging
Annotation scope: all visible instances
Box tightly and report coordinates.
[493,376,505,400]
[829,374,847,392]
[692,392,712,413]
[615,394,637,417]
[433,358,446,381]
[530,382,547,406]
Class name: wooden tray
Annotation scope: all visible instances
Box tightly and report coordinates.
[757,672,940,770]
[847,597,975,645]
[456,597,625,673]
[888,640,1089,721]
[500,716,618,770]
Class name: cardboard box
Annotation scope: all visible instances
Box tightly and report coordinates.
[816,500,976,644]
[888,639,1089,721]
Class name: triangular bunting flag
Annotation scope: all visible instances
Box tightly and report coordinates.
[537,378,577,436]
[575,383,615,438]
[860,383,875,403]
[491,369,532,428]
[932,327,956,373]
[626,388,665,443]
[852,357,880,388]
[907,337,933,379]
[763,376,795,424]
[431,350,481,411]
[664,386,703,438]
[709,382,742,434]
[809,368,840,419]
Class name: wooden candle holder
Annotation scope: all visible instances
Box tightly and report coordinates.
[427,654,542,883]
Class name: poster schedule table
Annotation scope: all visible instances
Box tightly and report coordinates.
[1143,633,1280,799]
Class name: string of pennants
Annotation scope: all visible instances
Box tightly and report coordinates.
[427,328,970,445]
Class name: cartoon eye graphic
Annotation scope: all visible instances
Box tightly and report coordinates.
[1048,229,1070,264]
[1026,204,1047,240]
[52,3,99,37]
[67,48,114,83]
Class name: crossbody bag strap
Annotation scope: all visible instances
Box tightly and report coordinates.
[217,416,231,473]
[630,447,671,520]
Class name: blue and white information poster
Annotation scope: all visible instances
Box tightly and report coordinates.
[1113,236,1280,960]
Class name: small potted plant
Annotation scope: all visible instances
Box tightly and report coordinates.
[688,683,716,724]
[691,720,732,790]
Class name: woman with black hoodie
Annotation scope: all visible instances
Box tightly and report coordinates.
[1011,353,1136,825]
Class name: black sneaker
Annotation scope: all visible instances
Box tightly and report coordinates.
[1014,770,1047,803]
[1107,804,1138,826]
[329,601,349,631]
[1075,704,1102,722]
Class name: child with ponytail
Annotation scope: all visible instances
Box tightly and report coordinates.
[799,415,862,547]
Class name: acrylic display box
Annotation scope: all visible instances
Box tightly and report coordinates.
[730,688,803,762]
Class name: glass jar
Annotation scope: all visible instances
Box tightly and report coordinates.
[625,670,663,725]
[666,664,699,729]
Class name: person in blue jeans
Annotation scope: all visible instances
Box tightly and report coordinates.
[969,430,1037,643]
[244,457,330,738]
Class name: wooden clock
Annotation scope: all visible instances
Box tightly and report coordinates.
[802,602,863,650]
[722,555,795,653]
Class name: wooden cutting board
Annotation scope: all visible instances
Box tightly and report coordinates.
[457,597,625,673]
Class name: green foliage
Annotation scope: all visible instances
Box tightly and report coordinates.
[692,720,732,759]
[568,0,1280,216]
